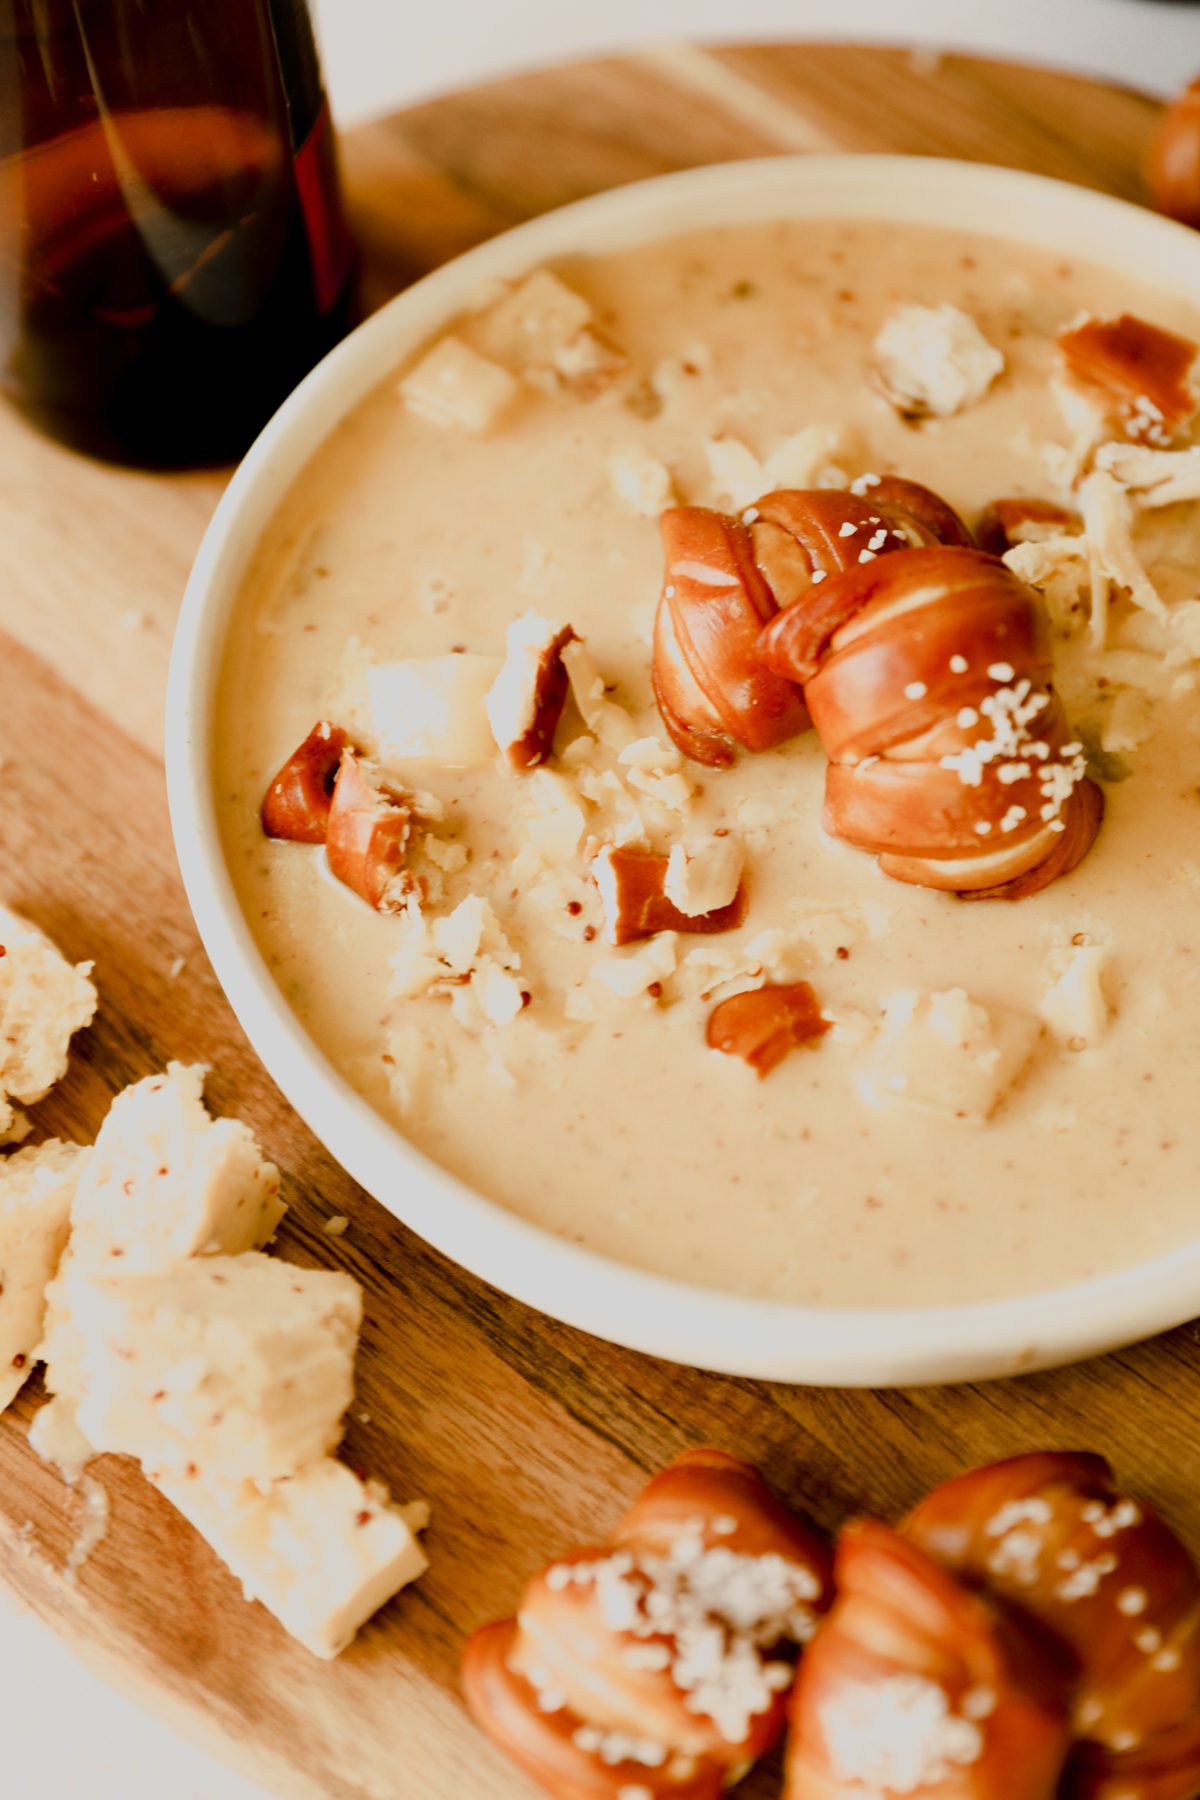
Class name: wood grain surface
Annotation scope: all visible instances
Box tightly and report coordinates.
[0,42,1189,1800]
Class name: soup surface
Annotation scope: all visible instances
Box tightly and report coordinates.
[215,216,1200,1308]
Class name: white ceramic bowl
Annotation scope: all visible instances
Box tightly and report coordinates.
[168,154,1200,1387]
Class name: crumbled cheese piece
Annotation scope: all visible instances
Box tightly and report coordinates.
[1002,536,1090,635]
[549,326,625,390]
[617,734,695,816]
[322,1215,349,1238]
[647,342,713,405]
[0,1140,87,1412]
[513,769,588,877]
[592,932,678,999]
[1047,376,1110,487]
[821,1674,984,1793]
[1095,441,1200,508]
[471,269,592,370]
[873,304,1004,417]
[423,837,469,874]
[398,336,519,434]
[617,736,683,776]
[66,1252,361,1487]
[0,906,97,1144]
[1040,944,1112,1046]
[763,423,848,491]
[786,898,891,965]
[63,1063,285,1275]
[1100,686,1156,754]
[608,446,675,515]
[561,639,637,753]
[369,654,503,765]
[156,1460,427,1659]
[663,836,744,917]
[1079,469,1168,647]
[856,988,1041,1123]
[390,895,525,1029]
[703,434,765,509]
[433,894,510,975]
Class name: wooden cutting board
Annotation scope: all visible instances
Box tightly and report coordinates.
[0,43,1190,1800]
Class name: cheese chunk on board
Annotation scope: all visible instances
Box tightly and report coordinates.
[0,1139,87,1412]
[69,1252,362,1487]
[156,1460,429,1658]
[0,905,97,1143]
[67,1061,285,1274]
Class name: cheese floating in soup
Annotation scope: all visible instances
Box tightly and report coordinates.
[215,218,1200,1308]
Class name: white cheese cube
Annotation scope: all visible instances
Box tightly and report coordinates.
[856,988,1041,1123]
[0,1140,87,1412]
[70,1252,361,1487]
[369,655,502,765]
[472,269,592,370]
[663,836,743,917]
[873,304,1004,417]
[0,906,97,1137]
[67,1063,284,1275]
[398,335,519,434]
[1040,944,1112,1046]
[156,1459,428,1659]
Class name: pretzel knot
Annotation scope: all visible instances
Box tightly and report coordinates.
[758,544,1103,898]
[462,1448,832,1799]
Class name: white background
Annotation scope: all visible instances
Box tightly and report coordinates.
[7,2,1199,1797]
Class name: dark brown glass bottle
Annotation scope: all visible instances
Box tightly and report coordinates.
[0,0,355,467]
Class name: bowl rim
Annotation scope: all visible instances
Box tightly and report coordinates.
[167,152,1200,1387]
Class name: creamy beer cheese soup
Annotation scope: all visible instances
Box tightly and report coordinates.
[215,218,1200,1308]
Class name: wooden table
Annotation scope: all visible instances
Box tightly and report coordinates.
[0,43,1189,1800]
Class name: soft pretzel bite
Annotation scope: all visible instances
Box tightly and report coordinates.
[462,1448,832,1800]
[785,1520,1072,1800]
[758,545,1103,899]
[905,1452,1200,1800]
[462,1620,725,1800]
[652,507,809,766]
